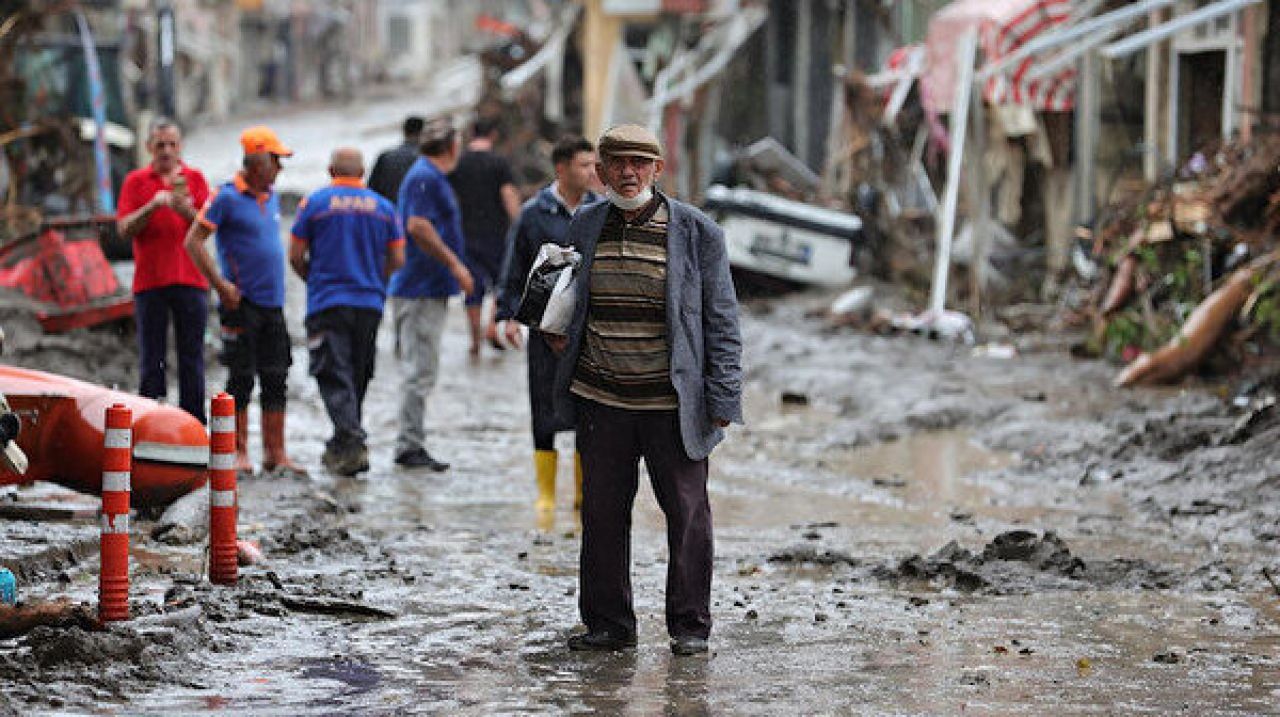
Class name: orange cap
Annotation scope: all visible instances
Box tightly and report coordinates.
[239,125,293,157]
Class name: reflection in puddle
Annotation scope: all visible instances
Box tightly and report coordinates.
[835,430,1015,490]
[698,426,1021,537]
[300,657,382,696]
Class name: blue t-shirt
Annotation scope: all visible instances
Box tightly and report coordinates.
[290,180,405,318]
[198,175,285,308]
[388,157,465,299]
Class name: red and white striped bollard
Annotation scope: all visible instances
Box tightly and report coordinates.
[208,393,239,585]
[99,403,131,622]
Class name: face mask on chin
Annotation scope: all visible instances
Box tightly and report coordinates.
[606,186,652,212]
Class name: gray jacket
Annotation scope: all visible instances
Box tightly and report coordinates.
[552,196,743,460]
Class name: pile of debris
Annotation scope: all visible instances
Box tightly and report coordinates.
[1077,134,1280,386]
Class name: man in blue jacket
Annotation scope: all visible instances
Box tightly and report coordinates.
[545,125,743,657]
[495,135,599,517]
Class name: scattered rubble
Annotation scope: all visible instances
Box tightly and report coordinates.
[151,487,209,546]
[1076,134,1280,386]
[770,531,1205,596]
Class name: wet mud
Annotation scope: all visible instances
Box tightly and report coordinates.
[0,105,1277,714]
[1,284,1274,714]
[0,290,137,389]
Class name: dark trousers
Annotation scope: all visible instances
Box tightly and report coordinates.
[305,306,381,452]
[218,299,292,412]
[576,399,713,640]
[135,285,208,423]
[529,333,571,451]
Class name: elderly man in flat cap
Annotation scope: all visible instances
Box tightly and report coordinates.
[544,124,742,656]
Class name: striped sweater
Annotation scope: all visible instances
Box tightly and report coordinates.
[570,196,678,410]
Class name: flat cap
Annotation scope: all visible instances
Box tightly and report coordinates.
[598,124,662,161]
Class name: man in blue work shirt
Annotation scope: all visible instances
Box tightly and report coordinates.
[389,119,474,471]
[290,147,406,476]
[185,125,307,478]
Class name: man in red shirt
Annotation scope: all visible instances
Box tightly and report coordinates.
[116,118,212,423]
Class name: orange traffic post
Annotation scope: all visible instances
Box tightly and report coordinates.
[99,403,131,622]
[208,393,238,585]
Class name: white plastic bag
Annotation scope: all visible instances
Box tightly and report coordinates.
[539,265,578,335]
[515,244,580,335]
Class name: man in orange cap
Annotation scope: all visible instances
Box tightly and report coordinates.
[185,125,308,478]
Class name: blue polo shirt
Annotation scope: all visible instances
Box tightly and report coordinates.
[389,157,465,299]
[197,174,286,308]
[290,178,405,318]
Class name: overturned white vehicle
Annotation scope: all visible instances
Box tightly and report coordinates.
[703,185,863,288]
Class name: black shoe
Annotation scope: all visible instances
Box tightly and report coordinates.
[670,636,709,656]
[567,631,637,652]
[324,445,369,476]
[394,448,449,472]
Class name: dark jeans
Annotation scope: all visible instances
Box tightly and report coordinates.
[576,399,713,640]
[305,306,382,452]
[135,285,208,423]
[218,299,292,412]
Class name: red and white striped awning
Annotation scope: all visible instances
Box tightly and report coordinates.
[922,0,1076,114]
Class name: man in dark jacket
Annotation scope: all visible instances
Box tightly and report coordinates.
[368,116,424,204]
[495,135,599,518]
[545,125,743,657]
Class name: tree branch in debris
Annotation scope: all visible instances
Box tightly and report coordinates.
[1116,252,1280,387]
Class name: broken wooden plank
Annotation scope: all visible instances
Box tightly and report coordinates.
[1263,567,1280,599]
[279,595,397,620]
[0,503,100,521]
[0,598,98,638]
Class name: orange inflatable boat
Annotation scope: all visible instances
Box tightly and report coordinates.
[0,366,208,508]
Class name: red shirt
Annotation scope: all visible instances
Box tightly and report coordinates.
[116,163,211,293]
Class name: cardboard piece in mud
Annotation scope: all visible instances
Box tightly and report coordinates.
[515,244,580,335]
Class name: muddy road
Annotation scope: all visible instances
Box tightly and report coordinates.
[1,98,1278,714]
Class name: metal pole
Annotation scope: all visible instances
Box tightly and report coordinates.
[1222,10,1240,140]
[1100,0,1261,59]
[1166,38,1180,169]
[794,0,813,168]
[1143,8,1164,182]
[967,86,989,318]
[1074,49,1099,225]
[928,29,978,315]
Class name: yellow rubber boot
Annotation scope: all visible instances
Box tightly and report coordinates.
[573,451,583,509]
[535,450,558,512]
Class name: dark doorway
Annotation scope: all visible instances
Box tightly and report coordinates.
[1178,50,1225,155]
